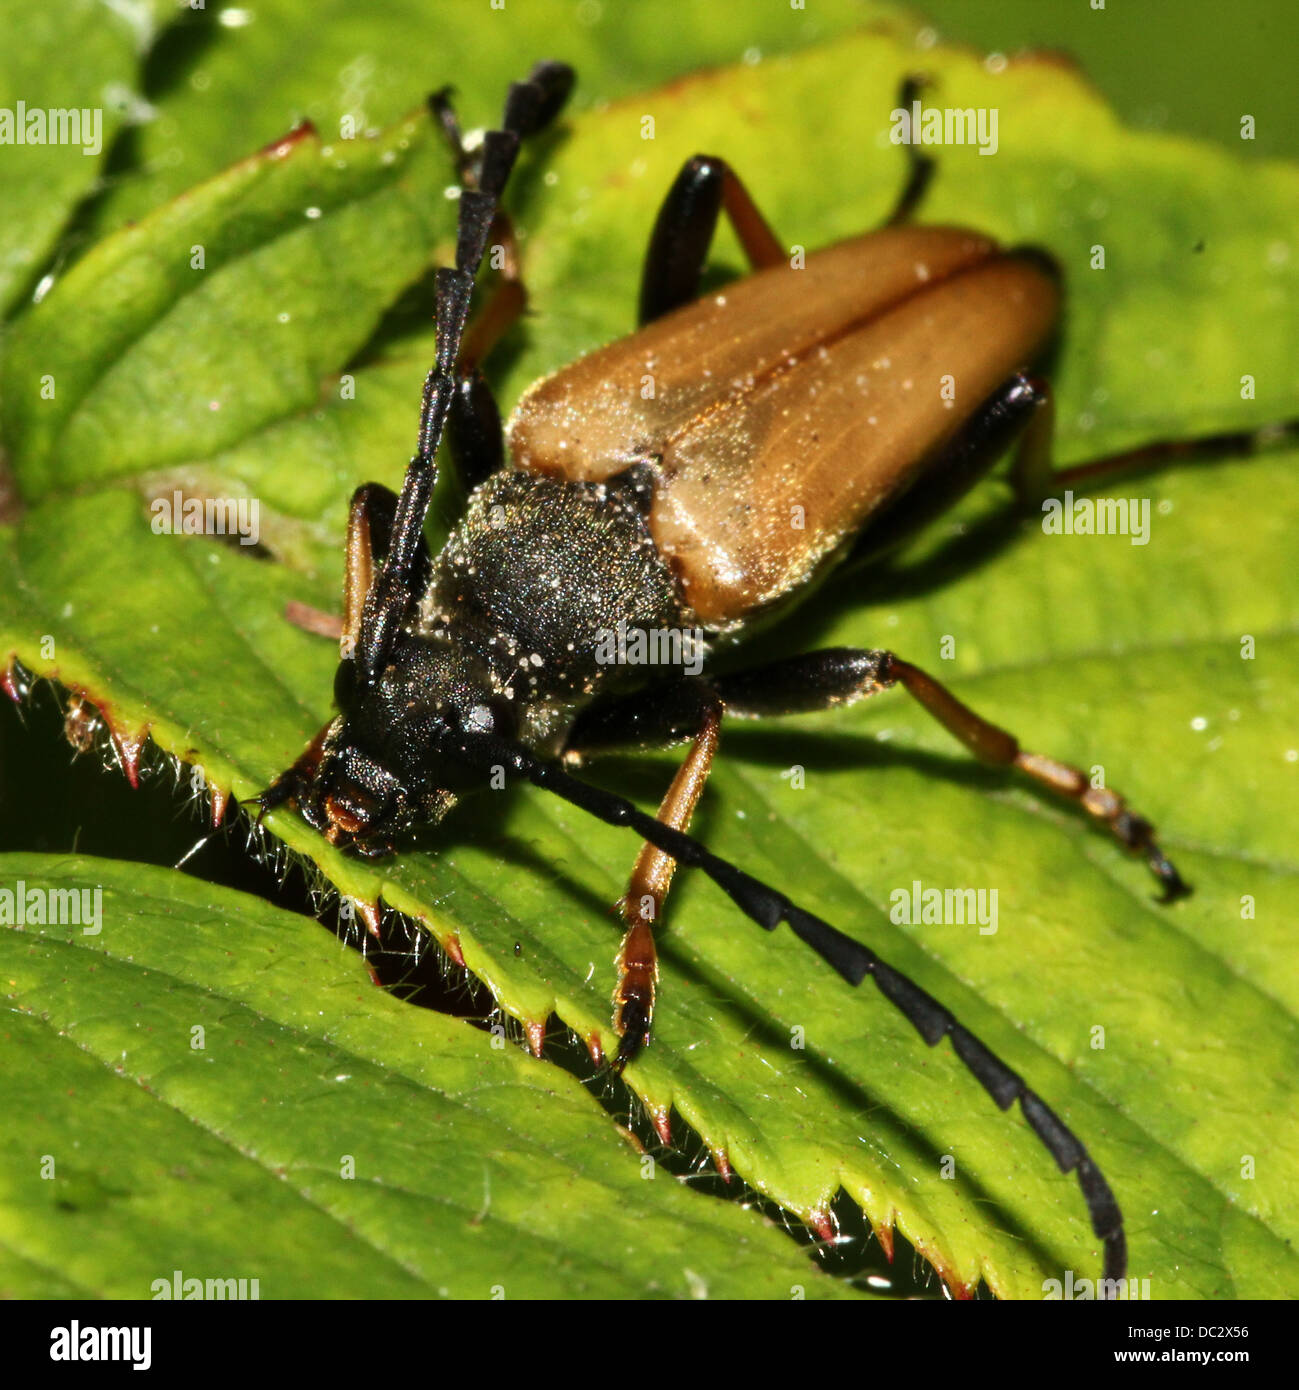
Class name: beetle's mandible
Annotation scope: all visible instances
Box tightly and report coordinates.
[258,62,1292,1293]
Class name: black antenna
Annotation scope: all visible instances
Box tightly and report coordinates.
[442,726,1128,1291]
[357,61,575,688]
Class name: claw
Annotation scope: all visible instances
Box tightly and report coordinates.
[609,990,651,1077]
[251,778,293,827]
[1150,848,1190,902]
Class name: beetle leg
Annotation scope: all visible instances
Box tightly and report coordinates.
[709,647,1187,899]
[283,600,343,641]
[263,480,420,813]
[255,717,337,819]
[638,155,784,325]
[341,482,436,657]
[449,728,1128,1286]
[639,74,937,325]
[878,654,1188,899]
[883,76,937,227]
[563,681,724,1068]
[568,642,1186,896]
[1010,375,1299,504]
[447,374,507,498]
[340,483,389,656]
[281,481,407,646]
[851,372,1046,566]
[563,677,718,758]
[338,479,433,714]
[610,701,722,1072]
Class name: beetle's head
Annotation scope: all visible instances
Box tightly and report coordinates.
[298,637,516,857]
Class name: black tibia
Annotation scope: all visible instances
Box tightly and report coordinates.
[443,727,1128,1290]
[1010,374,1299,504]
[884,75,937,227]
[358,61,575,691]
[446,374,505,496]
[714,649,892,716]
[565,678,719,755]
[638,154,784,326]
[567,645,1185,897]
[565,654,888,755]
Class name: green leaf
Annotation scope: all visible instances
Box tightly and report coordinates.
[0,853,862,1298]
[0,0,171,316]
[79,0,874,240]
[2,18,1297,1298]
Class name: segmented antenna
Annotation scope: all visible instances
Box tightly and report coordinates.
[443,727,1128,1292]
[358,62,576,687]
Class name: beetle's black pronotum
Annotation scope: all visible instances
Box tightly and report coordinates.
[258,62,1289,1291]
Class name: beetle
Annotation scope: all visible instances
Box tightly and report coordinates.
[257,61,1287,1291]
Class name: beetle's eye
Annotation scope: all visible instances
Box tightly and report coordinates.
[333,658,357,712]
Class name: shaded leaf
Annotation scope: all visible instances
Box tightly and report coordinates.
[79,0,875,239]
[0,853,863,1299]
[0,0,171,315]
